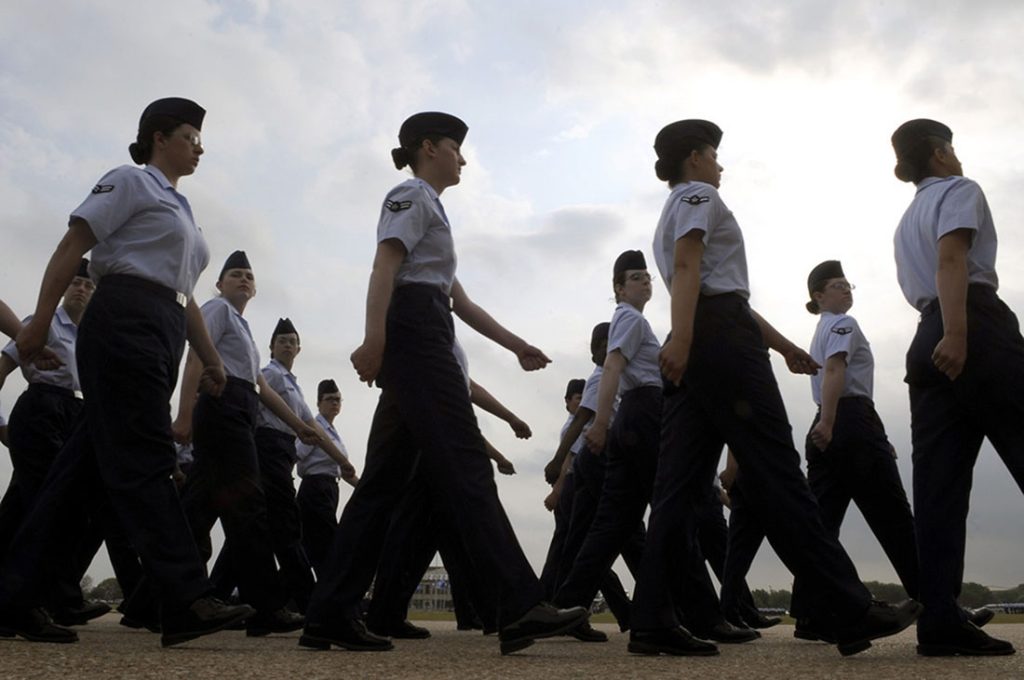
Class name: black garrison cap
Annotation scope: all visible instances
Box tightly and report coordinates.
[272,317,298,341]
[318,379,340,400]
[77,258,90,279]
[220,250,251,278]
[139,97,206,131]
[398,112,468,147]
[891,119,952,160]
[807,260,845,295]
[614,250,647,277]
[654,119,723,159]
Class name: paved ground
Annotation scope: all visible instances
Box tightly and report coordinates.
[1,617,1021,679]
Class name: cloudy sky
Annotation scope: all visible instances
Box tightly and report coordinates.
[2,1,1022,593]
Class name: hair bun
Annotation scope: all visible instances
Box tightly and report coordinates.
[805,300,820,315]
[893,161,914,183]
[391,147,410,170]
[654,158,671,181]
[128,142,146,164]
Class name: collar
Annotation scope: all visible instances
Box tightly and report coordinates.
[270,357,297,380]
[414,177,441,202]
[143,164,175,190]
[915,175,957,194]
[55,306,77,329]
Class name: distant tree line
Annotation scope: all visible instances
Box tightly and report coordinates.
[751,582,1024,610]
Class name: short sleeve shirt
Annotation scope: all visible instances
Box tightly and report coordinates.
[201,297,259,383]
[296,412,347,478]
[257,359,314,433]
[378,178,457,295]
[2,307,80,391]
[894,176,998,311]
[607,302,662,392]
[71,165,210,297]
[578,365,618,437]
[809,312,873,404]
[653,181,749,298]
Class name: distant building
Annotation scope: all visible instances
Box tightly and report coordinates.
[409,565,454,612]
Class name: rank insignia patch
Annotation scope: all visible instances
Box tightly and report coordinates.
[91,184,114,194]
[831,327,852,335]
[683,195,710,205]
[385,200,412,212]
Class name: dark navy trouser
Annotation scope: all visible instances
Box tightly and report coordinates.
[297,474,339,578]
[790,396,918,620]
[0,278,209,614]
[907,285,1024,637]
[181,380,287,613]
[632,293,871,631]
[305,284,543,628]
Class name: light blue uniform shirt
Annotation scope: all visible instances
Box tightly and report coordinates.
[2,307,80,392]
[201,297,259,383]
[608,302,662,392]
[378,178,457,295]
[296,413,347,479]
[894,176,998,312]
[809,312,874,405]
[71,165,210,297]
[653,181,749,298]
[257,359,313,433]
[579,365,618,440]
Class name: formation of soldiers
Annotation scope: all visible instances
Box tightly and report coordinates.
[0,100,1020,661]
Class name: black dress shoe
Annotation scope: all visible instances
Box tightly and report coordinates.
[918,622,1015,657]
[499,603,589,655]
[119,613,161,633]
[628,627,720,656]
[745,612,782,629]
[793,618,836,644]
[298,619,394,651]
[690,620,760,644]
[965,607,995,628]
[568,621,608,642]
[835,599,923,656]
[369,619,431,639]
[246,607,305,637]
[160,597,256,647]
[1,608,78,643]
[51,600,112,626]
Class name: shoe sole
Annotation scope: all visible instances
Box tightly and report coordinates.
[297,633,394,652]
[499,612,589,655]
[837,603,923,657]
[161,608,255,648]
[627,640,720,656]
[917,643,1016,657]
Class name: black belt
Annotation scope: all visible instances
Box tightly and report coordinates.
[225,376,257,392]
[100,274,187,308]
[27,382,82,400]
[920,283,997,318]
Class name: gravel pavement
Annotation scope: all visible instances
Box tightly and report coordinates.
[1,616,1021,679]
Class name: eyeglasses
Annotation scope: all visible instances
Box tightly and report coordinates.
[322,396,342,403]
[179,131,203,147]
[826,282,855,292]
[627,272,653,283]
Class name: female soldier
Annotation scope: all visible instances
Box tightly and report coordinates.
[630,119,921,657]
[170,251,322,636]
[789,260,919,638]
[0,98,252,646]
[890,119,1022,656]
[300,112,587,655]
[551,251,723,651]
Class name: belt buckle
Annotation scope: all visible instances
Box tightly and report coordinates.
[175,292,187,308]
